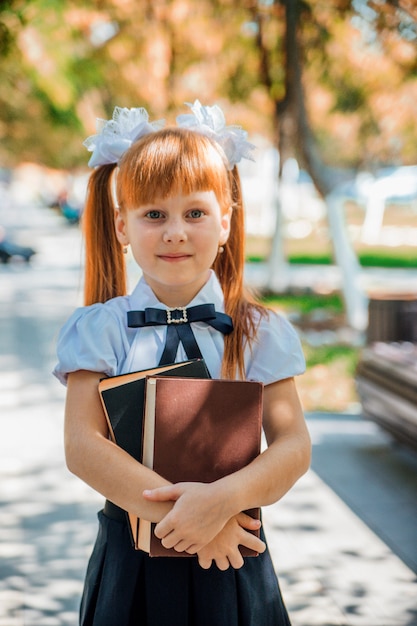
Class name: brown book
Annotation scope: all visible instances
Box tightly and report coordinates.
[98,359,210,548]
[138,376,263,557]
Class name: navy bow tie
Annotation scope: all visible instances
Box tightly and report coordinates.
[127,303,233,365]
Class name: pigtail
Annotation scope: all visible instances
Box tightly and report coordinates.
[214,167,267,380]
[83,164,127,305]
[214,168,245,306]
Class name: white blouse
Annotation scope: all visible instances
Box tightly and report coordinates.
[54,271,305,385]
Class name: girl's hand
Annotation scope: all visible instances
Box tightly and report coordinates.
[143,481,234,554]
[197,512,266,571]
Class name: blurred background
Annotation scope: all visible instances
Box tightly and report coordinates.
[1,1,417,625]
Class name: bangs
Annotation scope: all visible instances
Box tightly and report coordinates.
[116,128,232,211]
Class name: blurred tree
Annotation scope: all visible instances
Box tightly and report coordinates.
[0,0,272,167]
[1,0,416,171]
[248,0,417,175]
[244,0,417,328]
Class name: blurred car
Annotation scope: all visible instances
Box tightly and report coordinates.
[0,226,36,263]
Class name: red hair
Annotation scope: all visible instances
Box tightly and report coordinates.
[82,127,266,378]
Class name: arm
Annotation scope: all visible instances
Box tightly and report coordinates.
[145,377,311,552]
[64,370,173,523]
[230,376,312,508]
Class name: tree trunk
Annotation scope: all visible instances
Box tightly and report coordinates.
[263,0,368,330]
[251,3,290,290]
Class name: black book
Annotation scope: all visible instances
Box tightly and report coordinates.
[98,359,210,548]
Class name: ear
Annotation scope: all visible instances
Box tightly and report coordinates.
[114,209,129,245]
[219,206,233,246]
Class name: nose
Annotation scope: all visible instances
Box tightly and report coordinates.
[162,218,187,244]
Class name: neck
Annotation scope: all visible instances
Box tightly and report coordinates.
[147,274,212,308]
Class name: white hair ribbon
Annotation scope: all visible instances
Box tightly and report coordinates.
[176,100,256,170]
[83,106,165,168]
[83,102,255,170]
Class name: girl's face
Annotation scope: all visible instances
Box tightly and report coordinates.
[115,190,232,306]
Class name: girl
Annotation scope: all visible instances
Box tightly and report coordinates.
[54,101,311,626]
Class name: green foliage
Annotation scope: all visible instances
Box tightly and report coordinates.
[39,98,80,129]
[262,291,345,315]
[0,0,26,57]
[0,21,13,55]
[303,343,359,373]
[332,81,366,113]
[0,0,417,169]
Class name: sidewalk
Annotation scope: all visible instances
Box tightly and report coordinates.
[265,470,417,626]
[263,412,417,626]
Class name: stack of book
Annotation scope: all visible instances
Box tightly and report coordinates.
[98,359,263,556]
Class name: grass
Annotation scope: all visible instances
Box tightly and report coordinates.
[302,343,359,373]
[297,345,361,412]
[358,251,417,268]
[247,250,417,268]
[262,292,344,315]
[261,291,362,412]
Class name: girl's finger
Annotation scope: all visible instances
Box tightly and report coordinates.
[240,532,266,554]
[142,486,179,501]
[156,522,175,542]
[171,540,196,554]
[227,551,244,570]
[236,512,262,530]
[198,556,213,570]
[214,557,230,571]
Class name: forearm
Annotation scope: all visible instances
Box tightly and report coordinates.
[65,429,172,522]
[64,369,172,523]
[212,429,311,520]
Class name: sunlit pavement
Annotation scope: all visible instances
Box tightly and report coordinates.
[1,204,416,626]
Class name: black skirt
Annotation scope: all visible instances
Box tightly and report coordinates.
[80,509,291,626]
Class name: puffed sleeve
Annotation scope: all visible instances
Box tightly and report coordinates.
[53,303,131,385]
[245,310,306,385]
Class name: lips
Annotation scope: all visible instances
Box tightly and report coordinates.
[158,253,191,262]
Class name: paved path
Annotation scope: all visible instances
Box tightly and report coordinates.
[264,414,417,626]
[1,203,416,625]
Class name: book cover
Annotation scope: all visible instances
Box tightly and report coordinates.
[98,359,210,548]
[139,376,263,557]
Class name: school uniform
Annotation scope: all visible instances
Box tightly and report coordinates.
[54,270,305,626]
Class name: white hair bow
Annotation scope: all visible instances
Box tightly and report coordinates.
[176,100,255,170]
[83,102,255,170]
[83,106,165,168]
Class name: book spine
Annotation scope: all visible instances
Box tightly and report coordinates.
[137,378,157,553]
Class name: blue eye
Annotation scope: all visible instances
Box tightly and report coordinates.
[189,209,204,218]
[146,210,163,219]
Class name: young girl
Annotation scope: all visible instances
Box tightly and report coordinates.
[54,101,311,626]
